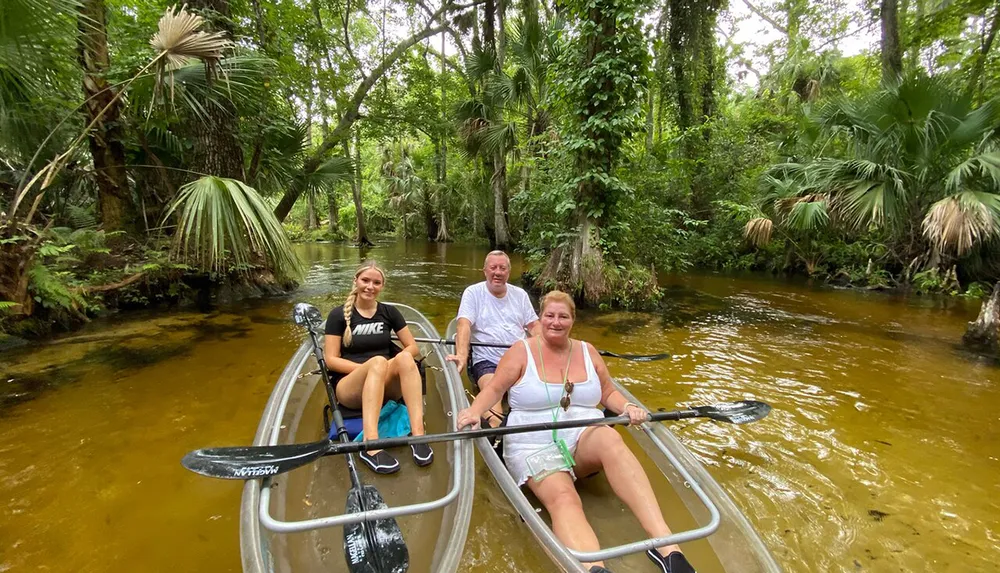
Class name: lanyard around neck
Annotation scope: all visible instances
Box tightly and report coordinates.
[537,338,573,440]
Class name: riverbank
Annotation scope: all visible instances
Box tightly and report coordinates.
[0,231,297,341]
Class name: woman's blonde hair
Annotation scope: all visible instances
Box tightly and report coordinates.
[343,260,386,347]
[539,290,576,319]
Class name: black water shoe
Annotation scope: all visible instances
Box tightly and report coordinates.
[359,450,400,474]
[646,549,696,573]
[411,443,434,467]
[589,567,614,573]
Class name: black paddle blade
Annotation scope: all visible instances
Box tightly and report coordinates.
[181,440,333,479]
[600,351,672,362]
[694,400,771,424]
[344,485,408,573]
[292,302,323,327]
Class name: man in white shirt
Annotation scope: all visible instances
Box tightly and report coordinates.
[447,250,539,427]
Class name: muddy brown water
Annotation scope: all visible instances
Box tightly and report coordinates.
[1,241,997,572]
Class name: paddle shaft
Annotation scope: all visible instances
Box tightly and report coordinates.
[319,409,700,456]
[305,327,365,491]
[404,336,671,361]
[304,324,409,573]
[182,399,768,479]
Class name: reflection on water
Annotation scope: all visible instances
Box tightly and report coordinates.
[1,241,998,572]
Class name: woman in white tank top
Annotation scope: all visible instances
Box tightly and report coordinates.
[456,291,695,573]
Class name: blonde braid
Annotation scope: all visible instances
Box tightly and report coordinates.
[342,286,358,347]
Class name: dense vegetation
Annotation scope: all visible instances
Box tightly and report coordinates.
[1,0,998,335]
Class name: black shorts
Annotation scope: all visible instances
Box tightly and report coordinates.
[469,360,498,386]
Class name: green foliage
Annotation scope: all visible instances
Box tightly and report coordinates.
[557,0,648,223]
[163,176,304,282]
[911,268,961,295]
[27,261,88,313]
[283,221,348,243]
[751,78,1000,278]
[961,281,991,298]
[600,263,663,311]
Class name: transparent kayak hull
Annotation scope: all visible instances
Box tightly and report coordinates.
[238,304,474,573]
[446,319,781,573]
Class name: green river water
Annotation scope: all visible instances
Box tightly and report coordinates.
[1,241,997,572]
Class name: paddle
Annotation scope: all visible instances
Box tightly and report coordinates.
[182,400,771,480]
[269,303,409,573]
[405,336,672,362]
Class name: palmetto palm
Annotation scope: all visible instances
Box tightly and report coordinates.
[751,78,1000,265]
[0,0,82,190]
[381,144,424,237]
[162,176,304,282]
[455,8,559,246]
[8,5,231,218]
[456,12,556,159]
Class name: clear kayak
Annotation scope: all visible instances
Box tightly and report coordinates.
[446,319,782,572]
[237,304,474,573]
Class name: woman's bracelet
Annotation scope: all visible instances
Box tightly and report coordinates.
[621,401,636,414]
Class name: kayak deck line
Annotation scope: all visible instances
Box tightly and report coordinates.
[445,319,782,572]
[240,304,475,573]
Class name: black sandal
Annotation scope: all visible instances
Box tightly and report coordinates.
[646,549,695,573]
[359,450,400,474]
[410,443,434,467]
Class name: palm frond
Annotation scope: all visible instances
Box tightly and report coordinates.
[150,5,230,69]
[150,5,233,104]
[922,192,1000,255]
[840,182,892,229]
[485,73,516,110]
[744,217,774,247]
[946,150,1000,192]
[479,121,518,155]
[0,0,78,99]
[466,46,499,83]
[162,176,303,281]
[785,196,830,231]
[304,156,353,190]
[166,55,271,120]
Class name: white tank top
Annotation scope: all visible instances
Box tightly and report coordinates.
[506,339,603,435]
[508,339,603,411]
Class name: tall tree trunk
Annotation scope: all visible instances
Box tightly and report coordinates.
[434,19,449,243]
[305,189,318,230]
[880,0,903,84]
[78,0,136,233]
[327,188,340,234]
[304,103,317,231]
[424,169,438,240]
[484,0,496,61]
[482,0,510,248]
[497,0,507,68]
[965,5,1000,102]
[349,128,372,246]
[698,5,717,124]
[188,0,245,180]
[644,84,654,154]
[669,0,693,130]
[654,11,669,145]
[491,151,510,249]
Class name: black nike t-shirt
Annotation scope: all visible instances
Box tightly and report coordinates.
[325,302,407,364]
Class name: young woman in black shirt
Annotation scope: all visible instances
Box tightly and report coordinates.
[323,261,433,474]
